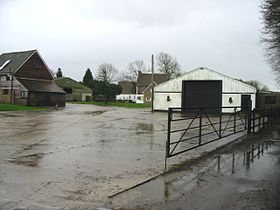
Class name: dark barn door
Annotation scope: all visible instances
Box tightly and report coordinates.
[241,95,251,111]
[182,80,222,114]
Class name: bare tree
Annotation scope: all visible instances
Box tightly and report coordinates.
[244,80,269,91]
[261,0,280,84]
[122,60,147,82]
[97,63,118,83]
[156,52,181,79]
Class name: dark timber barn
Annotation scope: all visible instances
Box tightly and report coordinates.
[0,50,65,106]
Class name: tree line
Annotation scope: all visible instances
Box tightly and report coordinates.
[55,52,182,101]
[56,39,273,102]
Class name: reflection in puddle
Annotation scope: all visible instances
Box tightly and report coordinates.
[8,153,44,167]
[216,141,274,173]
[108,140,278,209]
[66,110,106,116]
[135,123,153,134]
[0,113,17,117]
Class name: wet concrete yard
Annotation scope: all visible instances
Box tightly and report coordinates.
[0,104,170,209]
[0,103,272,209]
[108,127,280,210]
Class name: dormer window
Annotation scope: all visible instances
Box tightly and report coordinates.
[32,61,39,69]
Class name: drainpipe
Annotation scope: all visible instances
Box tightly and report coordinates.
[9,67,14,104]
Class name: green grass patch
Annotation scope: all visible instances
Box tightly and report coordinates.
[70,101,152,109]
[0,103,47,111]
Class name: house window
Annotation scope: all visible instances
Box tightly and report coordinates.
[21,91,28,99]
[265,96,276,105]
[63,88,72,94]
[3,89,9,95]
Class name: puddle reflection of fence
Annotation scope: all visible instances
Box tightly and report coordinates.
[216,141,273,174]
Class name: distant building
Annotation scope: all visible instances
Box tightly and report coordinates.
[54,77,92,101]
[0,50,65,106]
[136,71,169,103]
[116,81,136,102]
[256,90,280,109]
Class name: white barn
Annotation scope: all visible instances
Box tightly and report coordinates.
[154,67,257,112]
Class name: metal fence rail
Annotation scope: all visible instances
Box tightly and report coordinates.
[165,105,280,169]
[250,108,278,133]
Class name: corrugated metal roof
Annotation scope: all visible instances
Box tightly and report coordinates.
[155,67,257,93]
[18,78,65,93]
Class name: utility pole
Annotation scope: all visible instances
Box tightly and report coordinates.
[151,54,154,112]
[9,67,14,104]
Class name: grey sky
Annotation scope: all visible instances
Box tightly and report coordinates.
[0,0,278,90]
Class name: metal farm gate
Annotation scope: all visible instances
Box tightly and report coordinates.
[165,104,279,169]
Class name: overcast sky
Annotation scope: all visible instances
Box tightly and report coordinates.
[0,0,278,90]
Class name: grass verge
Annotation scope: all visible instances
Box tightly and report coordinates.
[70,101,152,109]
[0,103,47,111]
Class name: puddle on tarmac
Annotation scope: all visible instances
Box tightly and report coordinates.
[0,113,17,117]
[107,140,279,208]
[135,123,153,134]
[66,110,107,116]
[8,153,44,167]
[83,110,107,116]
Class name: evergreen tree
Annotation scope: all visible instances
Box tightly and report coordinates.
[92,80,122,102]
[82,68,94,88]
[56,68,63,77]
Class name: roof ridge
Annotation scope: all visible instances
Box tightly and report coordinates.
[1,49,37,55]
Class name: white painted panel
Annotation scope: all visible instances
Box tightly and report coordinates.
[154,92,181,110]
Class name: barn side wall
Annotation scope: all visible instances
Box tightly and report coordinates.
[154,68,256,112]
[154,92,256,111]
[28,92,65,107]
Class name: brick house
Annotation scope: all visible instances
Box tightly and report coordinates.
[136,71,168,103]
[0,50,65,106]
